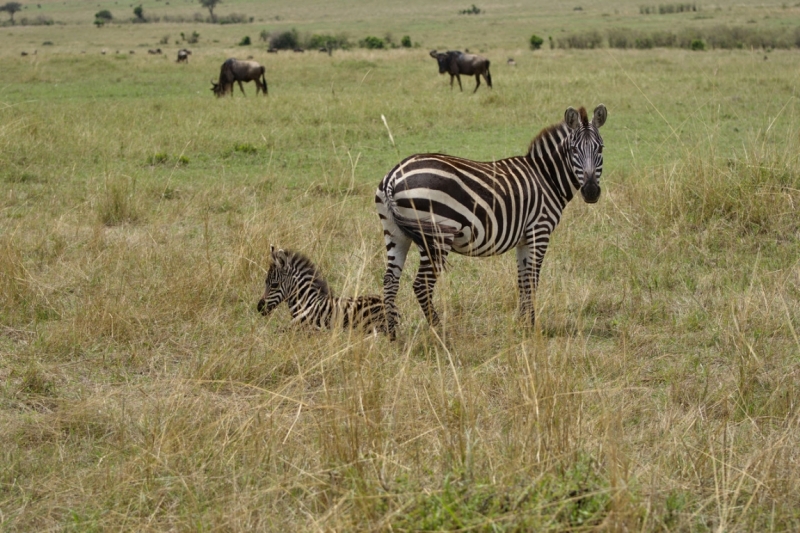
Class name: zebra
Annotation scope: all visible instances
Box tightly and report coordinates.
[375,104,607,339]
[257,246,387,333]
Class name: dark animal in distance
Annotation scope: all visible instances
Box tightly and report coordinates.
[429,49,492,93]
[257,247,387,333]
[267,48,278,53]
[211,58,268,97]
[293,48,305,53]
[176,48,191,63]
[507,58,516,66]
[147,48,162,55]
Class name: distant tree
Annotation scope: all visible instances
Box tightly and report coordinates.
[401,35,411,48]
[199,0,220,23]
[0,2,23,25]
[529,34,544,50]
[361,36,384,49]
[95,9,113,22]
[133,4,145,21]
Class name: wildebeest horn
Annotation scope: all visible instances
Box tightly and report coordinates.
[429,50,438,58]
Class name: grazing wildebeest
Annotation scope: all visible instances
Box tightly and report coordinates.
[147,48,162,55]
[429,50,492,93]
[176,48,191,63]
[211,58,268,97]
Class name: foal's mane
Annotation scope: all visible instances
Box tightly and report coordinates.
[280,250,331,296]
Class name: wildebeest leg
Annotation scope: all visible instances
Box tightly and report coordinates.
[473,74,481,93]
[237,80,246,96]
[456,74,463,92]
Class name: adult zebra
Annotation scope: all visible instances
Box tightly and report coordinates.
[257,246,387,333]
[375,104,607,339]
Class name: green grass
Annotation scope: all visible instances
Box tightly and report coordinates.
[1,1,800,531]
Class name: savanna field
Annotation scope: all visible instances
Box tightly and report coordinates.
[1,0,800,530]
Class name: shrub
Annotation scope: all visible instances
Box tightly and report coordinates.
[401,35,412,48]
[305,32,351,50]
[180,31,200,44]
[259,29,269,42]
[95,9,112,22]
[360,35,384,49]
[529,33,544,50]
[459,4,481,14]
[147,153,169,165]
[217,13,251,24]
[238,35,251,46]
[690,38,705,50]
[234,143,257,154]
[557,30,603,49]
[269,29,298,50]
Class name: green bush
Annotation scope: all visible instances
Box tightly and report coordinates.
[401,35,412,48]
[529,34,544,50]
[238,35,251,46]
[556,31,603,49]
[94,9,112,22]
[360,35,384,49]
[690,38,705,50]
[459,4,481,14]
[269,29,299,50]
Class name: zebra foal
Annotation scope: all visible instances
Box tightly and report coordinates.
[257,246,387,333]
[375,104,607,339]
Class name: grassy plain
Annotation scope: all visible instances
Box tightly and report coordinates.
[2,0,800,530]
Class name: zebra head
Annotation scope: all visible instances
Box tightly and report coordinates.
[564,104,607,204]
[257,246,291,316]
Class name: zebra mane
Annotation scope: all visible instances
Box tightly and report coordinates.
[526,107,587,155]
[281,250,332,296]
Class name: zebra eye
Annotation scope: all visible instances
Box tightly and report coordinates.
[598,145,604,154]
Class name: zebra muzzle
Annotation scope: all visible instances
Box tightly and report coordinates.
[581,180,601,204]
[257,298,268,315]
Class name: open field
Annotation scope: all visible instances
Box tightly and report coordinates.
[2,0,800,531]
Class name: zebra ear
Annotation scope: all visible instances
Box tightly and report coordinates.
[592,104,607,128]
[270,245,284,266]
[564,107,582,130]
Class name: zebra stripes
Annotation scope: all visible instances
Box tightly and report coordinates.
[375,104,607,339]
[257,246,387,333]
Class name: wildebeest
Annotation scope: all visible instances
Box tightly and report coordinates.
[176,48,191,63]
[429,50,492,93]
[211,58,268,97]
[147,48,162,55]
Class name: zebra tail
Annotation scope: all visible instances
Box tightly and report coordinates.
[384,181,456,273]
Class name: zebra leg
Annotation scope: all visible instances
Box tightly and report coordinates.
[413,250,443,328]
[515,240,536,325]
[378,202,412,340]
[516,230,551,325]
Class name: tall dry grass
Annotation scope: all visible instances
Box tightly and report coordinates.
[1,41,799,531]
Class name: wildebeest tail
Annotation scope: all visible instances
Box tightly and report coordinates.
[383,178,456,274]
[485,61,492,88]
[260,67,268,95]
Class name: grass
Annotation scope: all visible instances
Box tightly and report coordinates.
[1,1,800,531]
